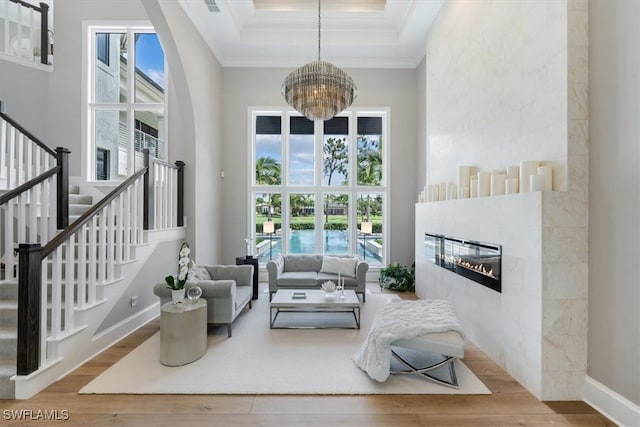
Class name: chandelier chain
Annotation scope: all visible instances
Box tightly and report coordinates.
[317,0,321,61]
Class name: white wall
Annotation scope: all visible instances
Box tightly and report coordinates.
[589,0,640,407]
[219,67,419,267]
[425,0,569,192]
[418,0,589,400]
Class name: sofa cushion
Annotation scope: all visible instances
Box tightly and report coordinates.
[278,271,319,287]
[283,254,323,272]
[191,266,211,281]
[320,255,358,277]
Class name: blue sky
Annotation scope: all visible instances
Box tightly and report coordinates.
[135,33,165,88]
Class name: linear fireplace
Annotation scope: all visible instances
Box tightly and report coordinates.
[425,233,502,293]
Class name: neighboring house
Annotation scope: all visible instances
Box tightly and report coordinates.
[0,1,638,424]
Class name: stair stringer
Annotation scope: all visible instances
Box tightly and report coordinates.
[12,226,186,399]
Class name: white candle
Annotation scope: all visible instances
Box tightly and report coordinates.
[457,166,472,198]
[519,161,539,193]
[470,177,478,198]
[478,171,491,197]
[537,165,553,192]
[506,178,519,194]
[530,174,544,192]
[440,183,447,201]
[507,165,519,180]
[461,186,470,198]
[490,173,506,196]
[449,183,458,200]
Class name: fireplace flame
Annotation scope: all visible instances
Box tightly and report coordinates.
[449,256,495,278]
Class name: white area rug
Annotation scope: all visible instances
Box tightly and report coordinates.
[80,292,490,395]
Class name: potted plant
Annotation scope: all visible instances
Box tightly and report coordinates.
[379,262,415,292]
[165,242,193,304]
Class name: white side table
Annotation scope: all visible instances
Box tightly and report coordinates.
[160,299,207,366]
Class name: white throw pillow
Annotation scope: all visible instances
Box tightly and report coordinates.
[191,266,211,282]
[320,256,357,277]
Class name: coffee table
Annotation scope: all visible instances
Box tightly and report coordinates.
[270,289,361,329]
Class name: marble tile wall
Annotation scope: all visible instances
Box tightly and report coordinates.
[420,0,588,400]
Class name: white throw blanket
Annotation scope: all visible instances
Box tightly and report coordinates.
[352,299,463,382]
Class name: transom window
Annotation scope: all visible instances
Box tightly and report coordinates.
[87,25,167,181]
[250,110,388,267]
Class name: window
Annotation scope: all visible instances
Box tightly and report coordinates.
[87,26,167,181]
[96,33,109,65]
[250,110,388,267]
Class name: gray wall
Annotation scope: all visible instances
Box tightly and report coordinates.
[142,0,223,264]
[220,67,418,267]
[589,0,640,405]
[0,62,49,137]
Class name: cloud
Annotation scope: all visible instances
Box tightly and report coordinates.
[145,68,165,88]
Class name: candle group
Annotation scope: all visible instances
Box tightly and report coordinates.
[421,161,555,203]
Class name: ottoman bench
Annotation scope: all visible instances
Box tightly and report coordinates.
[353,299,464,388]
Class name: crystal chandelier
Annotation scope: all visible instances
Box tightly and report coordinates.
[281,0,357,121]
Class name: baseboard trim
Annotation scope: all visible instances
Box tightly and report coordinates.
[583,375,640,427]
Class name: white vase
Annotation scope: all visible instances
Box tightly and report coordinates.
[171,288,185,304]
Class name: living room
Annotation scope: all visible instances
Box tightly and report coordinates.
[0,0,638,425]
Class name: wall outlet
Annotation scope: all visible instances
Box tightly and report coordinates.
[130,296,137,307]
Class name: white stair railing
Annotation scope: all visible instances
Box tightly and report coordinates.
[39,173,145,358]
[0,0,52,65]
[0,111,59,283]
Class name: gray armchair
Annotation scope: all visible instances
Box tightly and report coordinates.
[153,265,253,337]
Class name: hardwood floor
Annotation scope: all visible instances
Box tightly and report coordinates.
[0,284,615,426]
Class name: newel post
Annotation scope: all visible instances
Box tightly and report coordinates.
[143,149,154,230]
[55,147,70,229]
[16,244,43,375]
[175,160,185,227]
[39,3,49,65]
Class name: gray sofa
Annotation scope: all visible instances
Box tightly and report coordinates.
[153,265,253,337]
[266,254,368,302]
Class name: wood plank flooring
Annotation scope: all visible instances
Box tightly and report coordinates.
[0,284,615,426]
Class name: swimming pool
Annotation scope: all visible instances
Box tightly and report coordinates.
[258,230,382,265]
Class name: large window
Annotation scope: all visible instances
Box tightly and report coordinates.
[251,110,388,267]
[87,26,167,181]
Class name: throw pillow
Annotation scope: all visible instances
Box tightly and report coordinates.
[320,256,357,277]
[191,266,211,282]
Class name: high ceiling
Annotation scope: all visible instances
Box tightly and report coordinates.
[178,0,445,68]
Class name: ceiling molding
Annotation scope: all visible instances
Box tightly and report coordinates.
[179,0,444,69]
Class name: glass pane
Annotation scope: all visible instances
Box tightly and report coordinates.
[134,33,165,103]
[323,117,349,186]
[133,110,165,167]
[289,193,315,254]
[323,193,349,255]
[94,110,125,180]
[357,116,383,186]
[256,193,282,263]
[289,116,314,185]
[357,192,383,266]
[95,33,127,103]
[255,115,282,186]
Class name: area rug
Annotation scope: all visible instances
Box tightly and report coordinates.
[80,292,490,395]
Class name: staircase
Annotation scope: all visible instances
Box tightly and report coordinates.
[0,184,93,399]
[68,184,93,223]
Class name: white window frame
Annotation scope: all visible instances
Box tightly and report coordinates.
[248,108,389,268]
[84,22,168,183]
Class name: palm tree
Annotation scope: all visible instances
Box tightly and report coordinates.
[255,156,282,186]
[357,136,382,186]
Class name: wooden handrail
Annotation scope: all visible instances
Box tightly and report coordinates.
[0,111,56,157]
[0,165,59,205]
[42,167,148,258]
